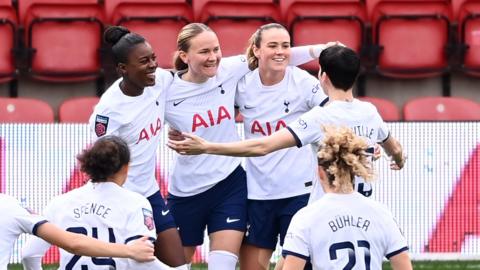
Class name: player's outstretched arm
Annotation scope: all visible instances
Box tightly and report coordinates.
[290,41,344,66]
[389,251,413,270]
[36,222,155,262]
[381,136,406,170]
[168,128,297,157]
[282,255,307,270]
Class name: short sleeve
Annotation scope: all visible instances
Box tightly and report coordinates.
[124,198,157,244]
[89,111,123,139]
[219,55,251,81]
[287,107,325,148]
[295,68,328,109]
[12,202,47,236]
[282,212,311,260]
[373,109,390,143]
[383,211,409,259]
[154,68,174,99]
[22,200,57,264]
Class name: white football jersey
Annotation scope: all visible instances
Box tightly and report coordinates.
[287,99,390,202]
[21,182,163,270]
[165,55,249,196]
[89,68,173,197]
[235,66,328,199]
[283,193,408,270]
[0,194,46,270]
[165,47,316,196]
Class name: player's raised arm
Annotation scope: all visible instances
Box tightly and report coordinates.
[168,128,297,157]
[289,41,343,67]
[381,135,406,170]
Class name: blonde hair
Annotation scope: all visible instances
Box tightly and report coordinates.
[173,23,213,70]
[317,126,374,193]
[245,23,289,70]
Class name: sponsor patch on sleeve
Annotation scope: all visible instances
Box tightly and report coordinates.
[142,208,155,231]
[94,115,109,137]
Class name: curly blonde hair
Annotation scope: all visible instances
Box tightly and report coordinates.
[317,125,374,192]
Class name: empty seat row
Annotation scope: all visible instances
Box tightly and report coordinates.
[361,96,480,121]
[1,0,480,93]
[1,96,479,123]
[0,96,99,123]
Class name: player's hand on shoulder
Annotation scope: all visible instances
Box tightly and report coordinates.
[168,127,185,141]
[167,133,208,155]
[127,236,155,262]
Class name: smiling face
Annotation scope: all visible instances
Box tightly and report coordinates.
[120,42,158,89]
[179,30,221,83]
[253,27,291,73]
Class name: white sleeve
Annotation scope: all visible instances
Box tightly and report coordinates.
[287,107,326,147]
[124,199,157,243]
[11,201,47,236]
[373,110,390,143]
[296,68,328,108]
[290,45,316,66]
[383,211,409,259]
[123,199,174,269]
[22,236,50,270]
[220,55,251,79]
[282,212,310,260]
[154,68,174,99]
[22,202,57,270]
[89,110,123,139]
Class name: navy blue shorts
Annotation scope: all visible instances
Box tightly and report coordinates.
[167,165,247,246]
[147,191,177,233]
[245,193,309,250]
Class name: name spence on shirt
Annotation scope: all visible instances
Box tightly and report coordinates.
[73,203,112,219]
[328,215,371,232]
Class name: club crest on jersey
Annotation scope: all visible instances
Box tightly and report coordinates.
[95,115,109,137]
[142,208,155,231]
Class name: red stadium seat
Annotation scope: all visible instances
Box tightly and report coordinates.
[0,97,54,123]
[18,0,105,82]
[358,96,401,121]
[368,0,453,78]
[193,0,281,56]
[403,96,480,120]
[0,0,17,86]
[455,0,480,77]
[104,0,192,69]
[280,0,367,72]
[58,96,99,123]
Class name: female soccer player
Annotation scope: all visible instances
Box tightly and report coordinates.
[165,23,331,269]
[88,26,186,269]
[167,45,406,197]
[0,193,154,270]
[282,126,412,270]
[21,135,179,269]
[234,23,328,270]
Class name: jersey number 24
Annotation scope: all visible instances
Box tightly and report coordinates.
[66,227,117,269]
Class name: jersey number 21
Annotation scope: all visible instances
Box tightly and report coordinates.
[330,240,371,270]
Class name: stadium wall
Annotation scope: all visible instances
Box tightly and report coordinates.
[1,122,479,264]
